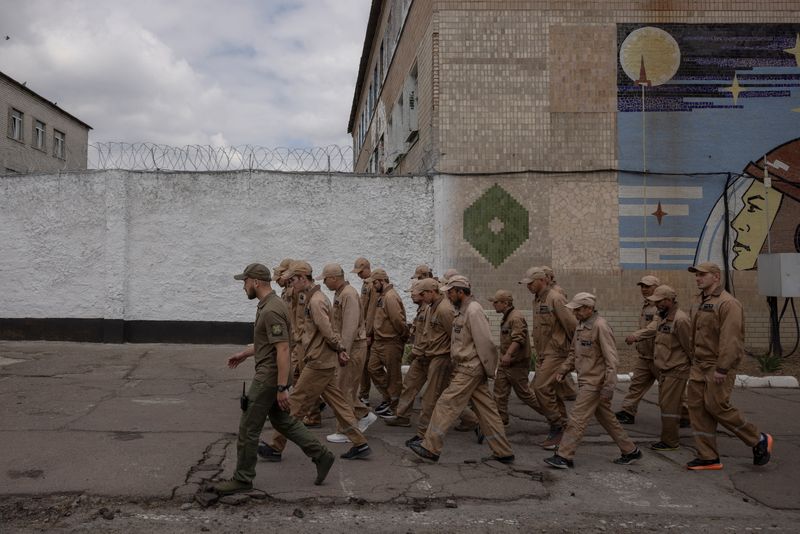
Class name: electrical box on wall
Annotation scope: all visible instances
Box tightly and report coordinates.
[757,254,800,297]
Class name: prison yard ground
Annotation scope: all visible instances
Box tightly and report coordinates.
[2,341,799,533]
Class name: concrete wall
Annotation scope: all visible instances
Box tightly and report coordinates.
[0,170,435,325]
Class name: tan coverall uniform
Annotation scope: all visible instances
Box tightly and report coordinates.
[270,285,367,451]
[620,300,659,416]
[369,284,408,410]
[531,287,577,429]
[551,284,578,399]
[651,308,692,447]
[688,287,761,460]
[557,312,636,460]
[332,282,369,423]
[359,278,377,400]
[493,306,542,425]
[397,296,455,437]
[422,297,513,457]
[393,303,429,421]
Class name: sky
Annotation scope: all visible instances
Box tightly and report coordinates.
[0,0,370,148]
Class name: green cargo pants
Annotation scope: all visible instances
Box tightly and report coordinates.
[234,378,328,483]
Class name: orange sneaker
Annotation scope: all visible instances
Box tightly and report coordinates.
[686,457,723,470]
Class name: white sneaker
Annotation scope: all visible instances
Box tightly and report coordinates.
[326,432,352,443]
[358,412,378,432]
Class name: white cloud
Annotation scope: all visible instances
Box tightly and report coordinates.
[0,0,370,148]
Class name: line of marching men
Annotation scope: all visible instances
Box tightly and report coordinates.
[209,258,774,495]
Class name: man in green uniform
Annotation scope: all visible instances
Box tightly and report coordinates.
[210,263,334,495]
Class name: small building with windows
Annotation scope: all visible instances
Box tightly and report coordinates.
[1,70,91,174]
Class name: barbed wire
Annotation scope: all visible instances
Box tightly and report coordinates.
[88,142,354,172]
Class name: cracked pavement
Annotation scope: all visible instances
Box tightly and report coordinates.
[2,341,799,532]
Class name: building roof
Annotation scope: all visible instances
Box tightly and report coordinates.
[347,0,383,134]
[0,70,93,131]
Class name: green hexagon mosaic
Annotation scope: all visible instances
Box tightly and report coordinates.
[463,184,529,268]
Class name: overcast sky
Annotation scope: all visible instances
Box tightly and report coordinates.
[1,0,369,148]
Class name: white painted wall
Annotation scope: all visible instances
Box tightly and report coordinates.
[0,170,436,321]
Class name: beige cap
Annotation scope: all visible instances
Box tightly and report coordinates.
[441,268,459,283]
[234,263,271,282]
[351,257,370,274]
[488,289,513,303]
[441,274,470,291]
[637,275,661,287]
[688,262,722,275]
[519,267,547,284]
[285,260,312,278]
[316,262,345,281]
[565,292,597,309]
[646,284,678,302]
[273,258,293,279]
[407,279,424,296]
[417,278,440,293]
[369,268,389,282]
[411,264,433,279]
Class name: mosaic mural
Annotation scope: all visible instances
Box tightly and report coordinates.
[617,24,800,270]
[463,184,529,268]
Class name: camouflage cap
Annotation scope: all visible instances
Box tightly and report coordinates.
[234,263,271,282]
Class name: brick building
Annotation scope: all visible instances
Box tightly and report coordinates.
[348,1,800,350]
[1,70,91,174]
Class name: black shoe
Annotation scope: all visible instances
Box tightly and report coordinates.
[753,433,773,466]
[257,441,282,462]
[679,418,691,428]
[374,401,391,415]
[544,454,574,469]
[483,454,514,464]
[613,447,643,465]
[313,450,335,485]
[615,410,635,424]
[650,441,679,452]
[686,457,723,470]
[408,441,439,462]
[474,426,485,444]
[378,408,396,419]
[319,401,327,413]
[340,443,371,460]
[405,435,423,447]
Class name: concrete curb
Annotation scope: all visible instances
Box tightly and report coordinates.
[399,365,799,388]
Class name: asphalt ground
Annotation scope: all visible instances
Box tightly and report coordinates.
[1,341,799,533]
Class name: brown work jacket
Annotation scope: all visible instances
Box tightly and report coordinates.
[651,308,692,377]
[631,300,658,359]
[409,303,429,357]
[360,278,377,337]
[500,306,531,368]
[300,285,344,370]
[423,295,454,358]
[689,285,745,378]
[561,312,618,394]
[372,284,408,341]
[531,287,576,359]
[451,297,497,378]
[332,282,365,354]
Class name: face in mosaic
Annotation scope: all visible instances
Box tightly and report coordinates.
[617,24,800,271]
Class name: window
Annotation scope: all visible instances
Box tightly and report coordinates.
[53,130,65,159]
[33,120,46,150]
[403,64,419,142]
[8,108,23,141]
